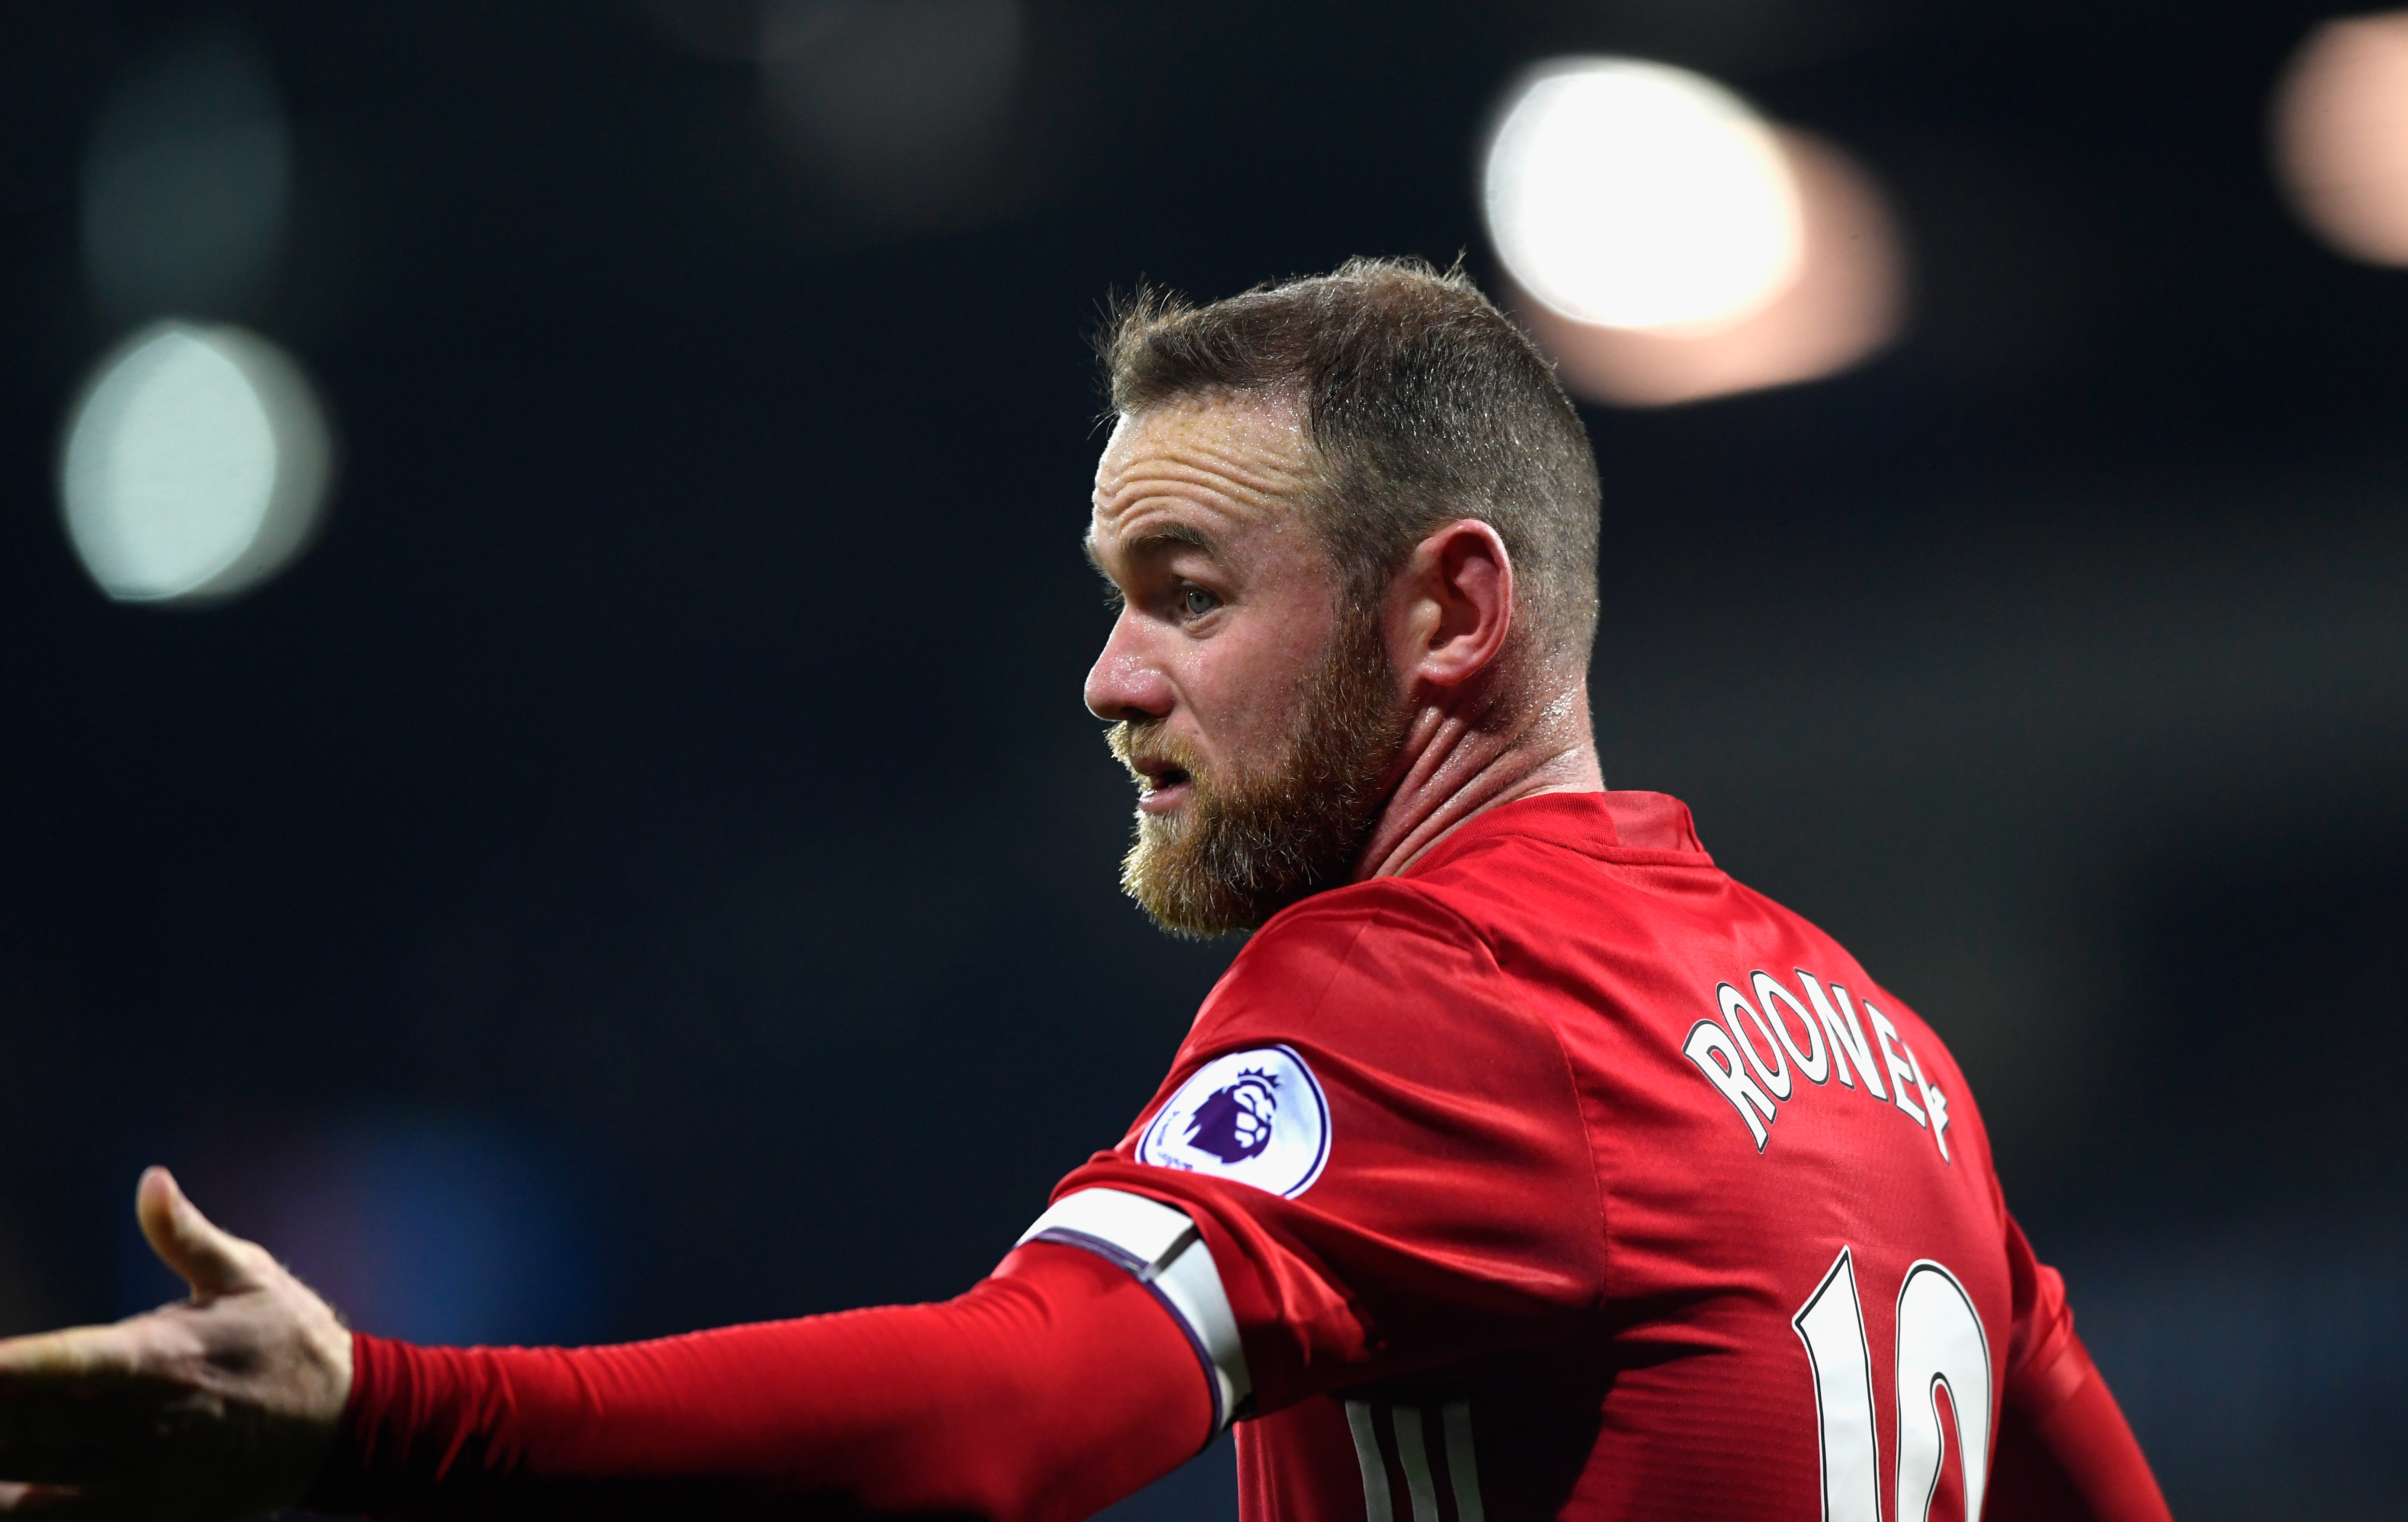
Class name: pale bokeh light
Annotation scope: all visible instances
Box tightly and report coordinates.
[2270,11,2408,265]
[60,323,332,604]
[759,0,1023,226]
[1483,58,1804,332]
[1510,129,1907,408]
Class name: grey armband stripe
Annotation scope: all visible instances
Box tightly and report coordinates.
[1017,1188,1252,1431]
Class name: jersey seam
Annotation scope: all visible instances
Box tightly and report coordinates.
[1531,995,1614,1317]
[1336,883,1617,1321]
[1239,902,1392,1346]
[1285,889,1492,1356]
[1273,896,1388,1030]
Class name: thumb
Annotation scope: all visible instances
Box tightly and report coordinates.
[135,1166,258,1299]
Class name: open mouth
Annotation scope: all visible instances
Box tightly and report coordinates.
[1133,759,1194,813]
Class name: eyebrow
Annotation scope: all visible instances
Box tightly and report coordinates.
[1083,522,1221,574]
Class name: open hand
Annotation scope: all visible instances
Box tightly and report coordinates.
[0,1169,352,1521]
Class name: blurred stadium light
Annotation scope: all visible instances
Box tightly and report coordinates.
[629,0,1025,228]
[80,27,288,323]
[759,0,1024,226]
[1517,130,1905,408]
[116,1119,600,1348]
[2271,10,2408,265]
[1485,59,1803,331]
[59,322,332,604]
[1483,58,1904,406]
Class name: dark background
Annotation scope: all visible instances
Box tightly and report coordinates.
[0,3,2402,1519]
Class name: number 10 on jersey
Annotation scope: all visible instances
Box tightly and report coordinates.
[1793,1248,1993,1522]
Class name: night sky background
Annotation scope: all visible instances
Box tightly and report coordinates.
[0,4,2402,1519]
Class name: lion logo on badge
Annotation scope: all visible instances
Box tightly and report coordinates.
[1183,1069,1279,1163]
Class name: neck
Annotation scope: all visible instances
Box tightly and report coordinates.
[1353,671,1604,881]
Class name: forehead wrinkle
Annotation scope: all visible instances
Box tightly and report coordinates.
[1093,397,1322,534]
[1091,460,1310,578]
[1101,425,1315,501]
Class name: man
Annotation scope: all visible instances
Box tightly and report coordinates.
[0,260,2168,1522]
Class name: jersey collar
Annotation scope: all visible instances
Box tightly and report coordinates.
[1400,790,1714,878]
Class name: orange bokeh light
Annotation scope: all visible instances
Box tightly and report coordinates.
[2271,11,2408,265]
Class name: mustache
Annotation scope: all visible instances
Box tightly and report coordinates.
[1105,719,1205,784]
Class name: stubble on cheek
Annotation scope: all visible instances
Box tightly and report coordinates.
[1104,606,1405,938]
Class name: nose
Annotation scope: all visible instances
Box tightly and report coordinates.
[1084,608,1175,722]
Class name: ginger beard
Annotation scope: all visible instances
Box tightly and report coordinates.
[1108,599,1407,937]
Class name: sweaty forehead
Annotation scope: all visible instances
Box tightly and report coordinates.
[1092,392,1320,540]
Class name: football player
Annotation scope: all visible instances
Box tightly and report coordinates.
[0,260,2168,1522]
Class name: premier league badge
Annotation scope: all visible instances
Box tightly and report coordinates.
[1138,1045,1330,1197]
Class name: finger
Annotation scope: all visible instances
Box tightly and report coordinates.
[0,1481,134,1520]
[133,1170,253,1299]
[0,1327,141,1385]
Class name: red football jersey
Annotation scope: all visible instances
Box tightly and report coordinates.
[1030,791,2082,1522]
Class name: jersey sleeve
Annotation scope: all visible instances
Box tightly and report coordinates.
[1035,881,1610,1421]
[305,1243,1212,1522]
[2001,1212,2082,1404]
[1987,1213,2174,1522]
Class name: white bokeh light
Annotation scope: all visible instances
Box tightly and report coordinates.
[1514,129,1908,409]
[1483,58,1804,331]
[60,322,331,604]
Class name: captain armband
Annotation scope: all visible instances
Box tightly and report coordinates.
[1018,1189,1252,1431]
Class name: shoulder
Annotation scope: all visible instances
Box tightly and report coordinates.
[1175,877,1569,1134]
[1131,875,1600,1217]
[1250,873,1493,953]
[1212,876,1502,1017]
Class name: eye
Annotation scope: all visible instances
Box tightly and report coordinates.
[1179,584,1220,618]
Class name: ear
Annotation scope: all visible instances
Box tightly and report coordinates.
[1389,519,1515,691]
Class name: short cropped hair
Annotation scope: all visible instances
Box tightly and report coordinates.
[1099,257,1601,668]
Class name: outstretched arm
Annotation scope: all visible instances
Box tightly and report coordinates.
[308,1243,1210,1521]
[0,1172,1211,1522]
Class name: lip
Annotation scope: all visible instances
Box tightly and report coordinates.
[1130,755,1194,815]
[1138,777,1192,815]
